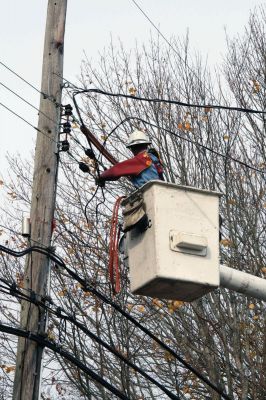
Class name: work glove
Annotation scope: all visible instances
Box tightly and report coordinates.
[95,176,105,188]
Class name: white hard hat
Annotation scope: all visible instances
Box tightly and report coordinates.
[126,130,151,148]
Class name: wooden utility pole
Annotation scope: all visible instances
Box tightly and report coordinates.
[13,1,67,399]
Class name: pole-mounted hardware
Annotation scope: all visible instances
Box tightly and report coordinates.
[84,148,96,159]
[79,162,90,173]
[58,122,71,152]
[59,139,70,152]
[63,104,73,116]
[21,216,31,238]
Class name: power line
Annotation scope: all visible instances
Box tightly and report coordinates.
[130,0,183,60]
[0,81,57,124]
[0,59,61,106]
[65,76,264,174]
[73,88,266,115]
[72,90,266,174]
[71,93,264,175]
[0,322,129,400]
[0,101,41,132]
[0,100,58,144]
[0,244,232,400]
[0,280,180,399]
[129,0,227,104]
[123,116,264,174]
[0,60,42,95]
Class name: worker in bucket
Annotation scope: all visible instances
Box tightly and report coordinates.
[96,130,164,188]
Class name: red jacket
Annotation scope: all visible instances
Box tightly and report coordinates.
[100,151,152,181]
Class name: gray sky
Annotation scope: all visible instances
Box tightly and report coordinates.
[0,0,263,178]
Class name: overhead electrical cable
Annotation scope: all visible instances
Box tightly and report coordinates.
[130,0,242,106]
[74,89,253,182]
[0,59,61,106]
[107,116,263,174]
[74,88,266,115]
[55,72,80,90]
[0,101,41,132]
[72,89,265,175]
[0,282,180,399]
[53,4,219,106]
[0,244,232,400]
[56,69,264,176]
[0,322,129,400]
[0,101,44,134]
[0,81,58,124]
[61,77,263,175]
[72,93,264,175]
[48,83,264,176]
[0,101,59,145]
[0,60,43,95]
[130,0,184,61]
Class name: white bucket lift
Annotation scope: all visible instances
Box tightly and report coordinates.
[125,181,221,301]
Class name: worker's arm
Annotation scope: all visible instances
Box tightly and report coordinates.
[100,155,149,181]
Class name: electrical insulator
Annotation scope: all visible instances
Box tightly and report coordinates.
[79,162,90,173]
[63,122,71,134]
[64,104,73,116]
[84,148,96,159]
[60,140,70,152]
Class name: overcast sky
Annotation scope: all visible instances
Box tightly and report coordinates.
[0,0,263,178]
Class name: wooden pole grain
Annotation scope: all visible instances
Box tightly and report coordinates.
[13,2,67,399]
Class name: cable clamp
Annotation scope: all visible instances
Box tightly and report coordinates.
[9,281,17,294]
[82,280,91,292]
[47,246,56,254]
[41,295,53,305]
[30,290,37,303]
[55,343,63,354]
[56,306,62,315]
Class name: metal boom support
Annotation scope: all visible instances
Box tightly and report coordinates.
[220,264,266,301]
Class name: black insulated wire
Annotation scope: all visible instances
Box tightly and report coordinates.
[0,60,61,107]
[0,323,130,400]
[73,88,266,115]
[71,91,265,175]
[70,109,264,175]
[0,81,58,124]
[0,283,180,399]
[0,101,58,145]
[72,91,106,212]
[0,244,233,400]
[111,116,264,174]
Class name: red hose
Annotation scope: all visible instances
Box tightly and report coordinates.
[109,196,125,294]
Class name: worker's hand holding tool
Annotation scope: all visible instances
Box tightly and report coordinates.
[95,176,105,187]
